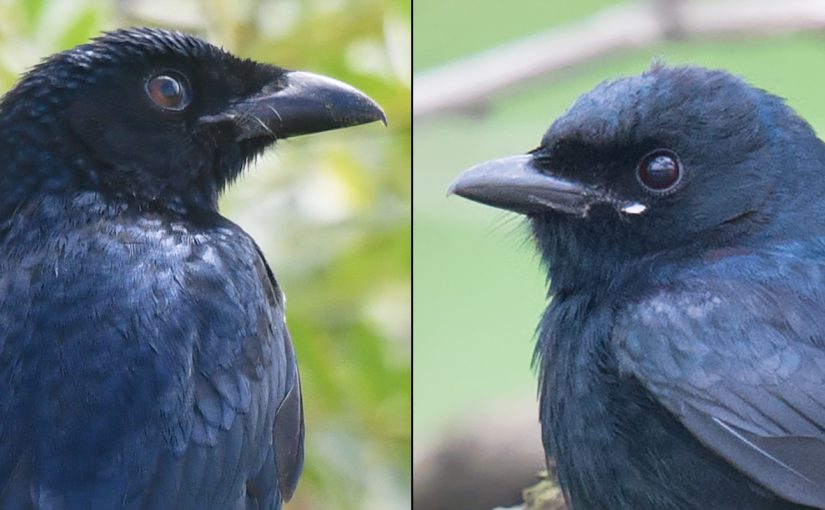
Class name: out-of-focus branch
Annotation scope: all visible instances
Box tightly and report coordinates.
[414,399,547,510]
[414,0,825,118]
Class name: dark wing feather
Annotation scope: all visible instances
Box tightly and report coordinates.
[246,243,305,505]
[612,275,825,508]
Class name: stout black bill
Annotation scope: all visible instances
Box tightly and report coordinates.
[448,154,603,216]
[205,70,386,140]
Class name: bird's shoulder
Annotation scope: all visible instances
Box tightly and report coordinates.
[3,191,276,302]
[608,239,825,507]
[613,238,825,352]
[610,239,825,399]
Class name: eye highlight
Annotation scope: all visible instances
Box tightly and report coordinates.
[146,73,190,111]
[637,149,683,194]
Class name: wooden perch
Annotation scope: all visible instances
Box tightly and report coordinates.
[414,0,825,118]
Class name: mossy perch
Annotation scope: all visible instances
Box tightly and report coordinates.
[493,470,568,510]
[522,470,567,510]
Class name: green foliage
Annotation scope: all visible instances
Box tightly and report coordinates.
[0,1,411,509]
[412,0,622,70]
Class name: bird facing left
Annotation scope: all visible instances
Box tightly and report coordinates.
[0,27,385,509]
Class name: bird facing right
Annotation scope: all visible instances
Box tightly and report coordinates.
[450,65,825,509]
[0,28,385,510]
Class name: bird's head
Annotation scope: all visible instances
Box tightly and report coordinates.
[0,27,385,210]
[450,65,825,286]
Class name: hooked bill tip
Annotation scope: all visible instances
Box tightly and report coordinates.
[446,181,458,197]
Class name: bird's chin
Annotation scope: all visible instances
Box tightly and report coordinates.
[525,208,580,223]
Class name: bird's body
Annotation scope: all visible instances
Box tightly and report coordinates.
[538,246,823,510]
[451,65,825,509]
[0,193,299,509]
[0,28,383,509]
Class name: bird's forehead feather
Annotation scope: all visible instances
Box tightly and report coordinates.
[542,65,759,150]
[49,27,240,78]
[94,27,217,59]
[10,27,265,102]
[542,72,655,148]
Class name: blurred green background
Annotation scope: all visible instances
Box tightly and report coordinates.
[0,0,410,509]
[414,0,825,504]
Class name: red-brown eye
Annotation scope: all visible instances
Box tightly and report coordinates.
[637,149,683,193]
[146,74,190,110]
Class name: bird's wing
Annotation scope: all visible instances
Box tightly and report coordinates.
[135,243,304,510]
[0,222,303,510]
[244,243,305,505]
[612,276,825,508]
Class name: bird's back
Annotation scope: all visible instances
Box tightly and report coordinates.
[0,192,303,509]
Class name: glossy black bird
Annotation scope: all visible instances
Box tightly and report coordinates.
[0,28,384,509]
[449,65,825,509]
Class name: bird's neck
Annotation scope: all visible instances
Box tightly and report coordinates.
[0,108,81,223]
[0,101,224,219]
[530,216,641,299]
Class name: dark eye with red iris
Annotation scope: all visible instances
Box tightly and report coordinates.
[146,73,190,111]
[637,149,683,193]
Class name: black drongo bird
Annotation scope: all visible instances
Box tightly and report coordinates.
[449,65,825,509]
[0,28,384,509]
